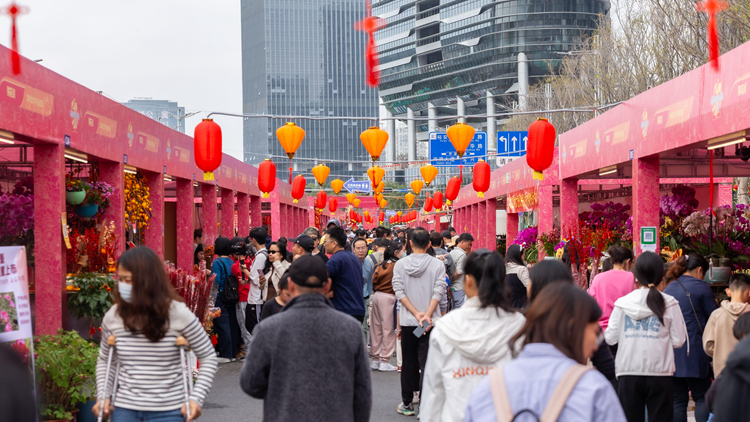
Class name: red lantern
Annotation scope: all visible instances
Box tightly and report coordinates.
[258,159,276,198]
[445,176,461,204]
[350,210,357,221]
[316,191,327,210]
[424,197,433,213]
[329,197,338,213]
[526,118,556,180]
[379,212,385,222]
[194,119,223,180]
[433,191,444,210]
[291,175,306,203]
[472,159,490,198]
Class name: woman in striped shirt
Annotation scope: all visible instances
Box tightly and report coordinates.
[93,247,218,422]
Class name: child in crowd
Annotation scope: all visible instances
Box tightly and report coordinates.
[703,273,750,377]
[705,312,750,420]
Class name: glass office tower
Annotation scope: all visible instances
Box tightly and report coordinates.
[241,0,380,180]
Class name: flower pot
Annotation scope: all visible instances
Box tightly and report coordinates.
[75,204,99,218]
[705,267,732,284]
[66,190,86,205]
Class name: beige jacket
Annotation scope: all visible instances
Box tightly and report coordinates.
[703,300,750,376]
[263,259,291,301]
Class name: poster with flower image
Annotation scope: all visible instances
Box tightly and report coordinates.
[0,246,32,344]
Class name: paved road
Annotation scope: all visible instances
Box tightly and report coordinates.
[201,361,406,422]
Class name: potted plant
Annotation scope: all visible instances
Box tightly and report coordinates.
[35,330,98,421]
[76,181,112,218]
[66,179,88,205]
[67,272,115,340]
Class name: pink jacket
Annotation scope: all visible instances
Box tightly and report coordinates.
[588,270,635,330]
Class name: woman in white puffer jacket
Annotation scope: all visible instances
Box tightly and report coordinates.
[421,250,526,422]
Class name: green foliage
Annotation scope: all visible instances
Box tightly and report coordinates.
[67,273,115,322]
[524,243,539,264]
[65,179,88,193]
[35,330,99,421]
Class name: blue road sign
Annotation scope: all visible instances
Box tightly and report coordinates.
[429,131,488,167]
[497,131,528,157]
[385,210,397,217]
[343,178,372,193]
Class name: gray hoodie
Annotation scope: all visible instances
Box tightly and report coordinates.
[392,253,446,327]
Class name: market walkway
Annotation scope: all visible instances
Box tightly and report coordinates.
[201,361,404,422]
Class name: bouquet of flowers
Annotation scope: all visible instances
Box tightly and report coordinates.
[538,228,561,257]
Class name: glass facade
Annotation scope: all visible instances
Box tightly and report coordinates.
[374,0,609,118]
[241,0,380,180]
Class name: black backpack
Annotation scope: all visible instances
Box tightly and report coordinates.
[218,259,240,304]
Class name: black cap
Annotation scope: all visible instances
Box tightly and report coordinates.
[289,234,315,253]
[287,254,329,288]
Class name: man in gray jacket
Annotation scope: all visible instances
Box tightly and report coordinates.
[392,228,446,416]
[240,254,372,422]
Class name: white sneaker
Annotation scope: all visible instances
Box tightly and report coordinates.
[379,362,398,372]
[217,357,232,364]
[371,360,380,370]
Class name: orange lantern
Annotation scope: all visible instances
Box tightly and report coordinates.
[380,199,388,208]
[276,122,305,183]
[472,159,491,197]
[346,193,356,205]
[405,193,415,208]
[375,193,384,204]
[364,211,370,218]
[291,175,306,203]
[258,159,276,198]
[329,197,338,213]
[410,180,424,195]
[194,119,223,181]
[424,197,433,212]
[447,122,475,179]
[367,166,385,189]
[311,164,330,187]
[360,126,389,162]
[331,179,344,195]
[526,118,557,180]
[433,191,444,210]
[420,164,438,186]
[374,181,385,195]
[316,191,327,210]
[353,198,361,208]
[445,176,461,204]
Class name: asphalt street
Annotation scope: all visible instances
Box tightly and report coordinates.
[201,360,406,422]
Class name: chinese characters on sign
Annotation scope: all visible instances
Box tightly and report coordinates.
[429,132,488,167]
[507,186,538,214]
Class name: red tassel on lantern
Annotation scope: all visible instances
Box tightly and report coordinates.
[3,3,27,75]
[526,118,556,180]
[329,197,338,213]
[194,119,223,180]
[316,191,327,210]
[472,160,490,198]
[258,159,276,198]
[291,175,306,203]
[354,0,384,87]
[697,0,728,71]
[445,176,461,205]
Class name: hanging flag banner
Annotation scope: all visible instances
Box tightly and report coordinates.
[507,186,539,213]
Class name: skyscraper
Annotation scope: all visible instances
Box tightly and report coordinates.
[241,0,380,180]
[122,98,187,133]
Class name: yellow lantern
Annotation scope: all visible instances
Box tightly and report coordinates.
[380,199,388,208]
[367,166,385,189]
[311,164,330,187]
[360,126,389,162]
[375,193,384,204]
[446,122,475,158]
[397,211,402,217]
[346,193,356,205]
[410,180,424,195]
[420,164,438,186]
[331,179,344,195]
[405,192,415,208]
[374,181,385,195]
[353,198,361,208]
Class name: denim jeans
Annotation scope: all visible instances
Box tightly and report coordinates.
[214,295,238,359]
[673,376,712,422]
[452,289,466,309]
[111,407,185,422]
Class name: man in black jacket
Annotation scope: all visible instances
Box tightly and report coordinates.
[240,254,372,422]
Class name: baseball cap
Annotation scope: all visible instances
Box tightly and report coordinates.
[289,234,315,253]
[287,254,329,288]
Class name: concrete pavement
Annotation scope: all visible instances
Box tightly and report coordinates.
[200,361,406,422]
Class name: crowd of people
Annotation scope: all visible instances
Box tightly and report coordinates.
[81,222,750,422]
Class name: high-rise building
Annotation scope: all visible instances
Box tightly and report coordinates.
[241,0,380,180]
[122,98,187,133]
[374,0,609,154]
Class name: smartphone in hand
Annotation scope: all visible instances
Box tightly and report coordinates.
[413,321,432,338]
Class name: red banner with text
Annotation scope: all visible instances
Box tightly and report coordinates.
[507,186,538,213]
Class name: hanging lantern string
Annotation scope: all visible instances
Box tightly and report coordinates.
[2,2,29,75]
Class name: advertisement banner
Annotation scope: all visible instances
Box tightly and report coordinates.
[315,208,321,231]
[507,186,539,214]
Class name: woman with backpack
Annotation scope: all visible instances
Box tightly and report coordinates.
[605,251,687,422]
[505,244,530,309]
[212,236,240,363]
[663,254,717,422]
[421,250,526,422]
[465,282,625,422]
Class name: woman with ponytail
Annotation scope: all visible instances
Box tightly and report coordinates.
[663,254,717,422]
[421,250,526,422]
[605,251,687,422]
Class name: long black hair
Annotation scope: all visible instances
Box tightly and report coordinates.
[464,249,513,312]
[381,241,403,269]
[528,259,575,303]
[632,251,667,324]
[505,244,525,266]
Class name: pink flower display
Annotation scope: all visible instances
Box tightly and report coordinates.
[5,323,12,332]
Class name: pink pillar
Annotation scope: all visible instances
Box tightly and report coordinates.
[560,178,578,238]
[144,172,165,258]
[250,195,262,229]
[718,184,733,207]
[633,156,660,255]
[507,213,519,253]
[220,188,235,238]
[34,143,66,335]
[538,185,554,260]
[176,179,195,270]
[202,184,218,245]
[486,200,497,252]
[237,192,249,238]
[478,201,487,249]
[270,186,281,240]
[471,203,479,237]
[100,160,125,258]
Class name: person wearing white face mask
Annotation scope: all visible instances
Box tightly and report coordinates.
[93,247,218,422]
